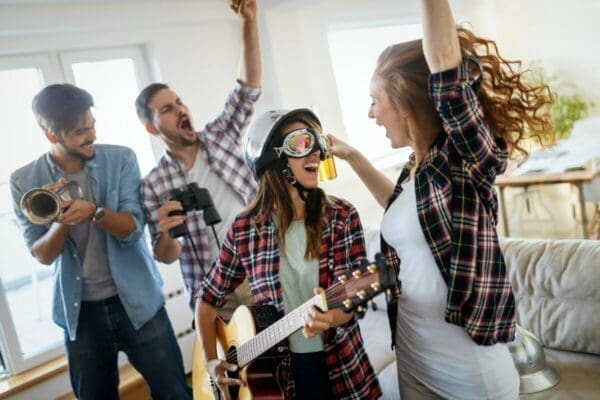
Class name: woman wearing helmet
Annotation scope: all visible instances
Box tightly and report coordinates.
[196,108,382,399]
[329,1,554,399]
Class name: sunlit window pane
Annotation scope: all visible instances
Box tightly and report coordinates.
[0,68,63,360]
[71,58,154,175]
[328,24,422,166]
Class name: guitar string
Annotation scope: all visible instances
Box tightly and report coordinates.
[222,275,377,366]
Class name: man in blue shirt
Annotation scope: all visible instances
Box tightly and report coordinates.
[10,84,192,400]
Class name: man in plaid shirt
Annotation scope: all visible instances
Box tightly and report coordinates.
[136,0,261,309]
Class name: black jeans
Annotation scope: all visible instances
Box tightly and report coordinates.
[290,351,334,400]
[64,296,192,400]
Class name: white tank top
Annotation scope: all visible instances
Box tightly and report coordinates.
[380,178,519,400]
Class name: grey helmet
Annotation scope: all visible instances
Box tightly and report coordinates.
[508,325,560,394]
[244,108,322,180]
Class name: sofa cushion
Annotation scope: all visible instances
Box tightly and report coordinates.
[358,308,395,375]
[500,238,600,355]
[379,362,400,400]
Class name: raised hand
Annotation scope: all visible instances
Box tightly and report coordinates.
[327,134,357,161]
[228,0,257,21]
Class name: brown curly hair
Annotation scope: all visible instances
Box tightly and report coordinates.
[374,27,555,158]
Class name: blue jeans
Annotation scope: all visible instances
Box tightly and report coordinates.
[64,296,192,400]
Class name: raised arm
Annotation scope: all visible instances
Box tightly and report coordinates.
[232,0,261,88]
[420,0,462,73]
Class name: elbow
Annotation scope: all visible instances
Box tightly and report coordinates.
[426,45,462,73]
[156,252,179,265]
[35,253,56,266]
[117,217,143,247]
[31,246,57,266]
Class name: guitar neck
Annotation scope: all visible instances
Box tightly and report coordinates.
[237,294,326,367]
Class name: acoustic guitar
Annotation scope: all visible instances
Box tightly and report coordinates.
[192,253,397,400]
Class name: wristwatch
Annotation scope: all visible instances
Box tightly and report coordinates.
[92,206,105,223]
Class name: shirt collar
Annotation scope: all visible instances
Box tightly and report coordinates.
[44,152,97,177]
[163,141,207,173]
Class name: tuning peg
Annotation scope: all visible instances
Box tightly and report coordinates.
[355,306,366,319]
[385,288,393,304]
[367,264,377,274]
[352,270,362,279]
[343,299,353,309]
[370,282,381,291]
[338,274,348,284]
[370,298,378,311]
[375,252,386,268]
[356,290,367,300]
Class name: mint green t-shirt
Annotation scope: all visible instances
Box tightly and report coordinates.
[279,220,324,353]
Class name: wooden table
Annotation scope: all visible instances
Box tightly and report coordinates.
[495,167,599,238]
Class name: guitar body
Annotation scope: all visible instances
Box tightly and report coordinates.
[192,338,217,399]
[216,305,288,400]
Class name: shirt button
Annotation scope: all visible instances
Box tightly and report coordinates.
[74,302,79,307]
[76,276,81,280]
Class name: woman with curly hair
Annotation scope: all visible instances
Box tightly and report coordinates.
[329,1,554,399]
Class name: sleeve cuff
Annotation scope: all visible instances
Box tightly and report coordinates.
[197,277,226,308]
[429,55,483,99]
[234,80,262,100]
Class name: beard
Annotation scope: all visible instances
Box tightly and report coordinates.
[64,143,96,161]
[174,136,197,147]
[161,129,197,147]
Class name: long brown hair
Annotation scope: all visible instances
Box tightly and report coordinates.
[375,27,555,158]
[243,113,327,260]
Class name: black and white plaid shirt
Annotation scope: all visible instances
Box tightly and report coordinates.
[141,83,260,305]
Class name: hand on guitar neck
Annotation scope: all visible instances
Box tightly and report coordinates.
[302,287,354,339]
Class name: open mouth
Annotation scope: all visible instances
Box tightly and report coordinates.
[178,116,193,131]
[303,162,319,173]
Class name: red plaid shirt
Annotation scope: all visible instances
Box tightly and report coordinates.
[200,196,382,399]
[141,83,260,306]
[383,56,516,346]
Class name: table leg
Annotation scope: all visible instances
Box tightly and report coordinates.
[577,183,589,239]
[499,186,510,237]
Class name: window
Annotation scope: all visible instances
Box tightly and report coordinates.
[60,47,158,176]
[0,47,153,375]
[327,24,422,168]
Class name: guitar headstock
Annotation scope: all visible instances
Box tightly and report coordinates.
[325,253,397,315]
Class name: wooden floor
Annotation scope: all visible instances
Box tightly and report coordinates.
[57,365,193,400]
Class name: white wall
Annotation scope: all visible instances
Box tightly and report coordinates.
[491,0,600,102]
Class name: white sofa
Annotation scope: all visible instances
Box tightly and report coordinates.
[359,229,600,399]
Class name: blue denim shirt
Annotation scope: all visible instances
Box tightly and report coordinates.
[10,144,164,341]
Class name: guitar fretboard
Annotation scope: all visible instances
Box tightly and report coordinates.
[237,295,323,367]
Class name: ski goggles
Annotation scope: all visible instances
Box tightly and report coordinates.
[274,128,330,159]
